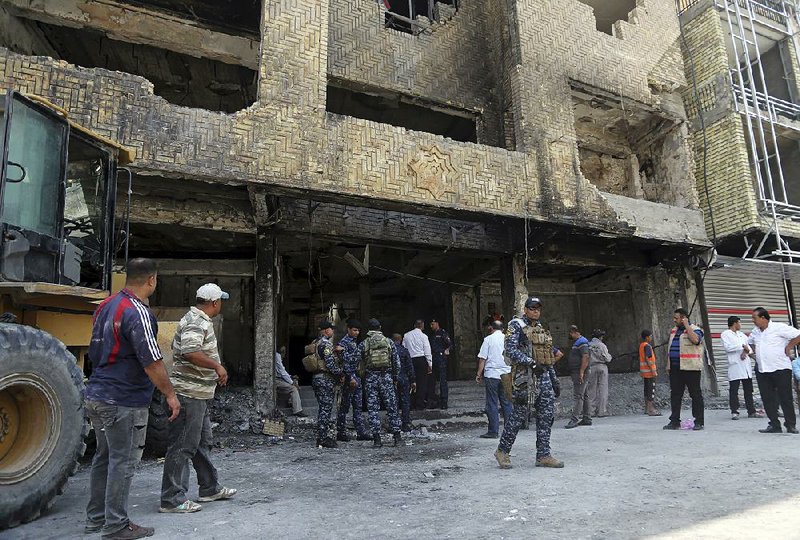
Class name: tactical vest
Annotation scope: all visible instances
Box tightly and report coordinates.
[363,333,392,370]
[524,324,556,365]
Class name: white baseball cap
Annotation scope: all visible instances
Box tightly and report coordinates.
[196,283,229,301]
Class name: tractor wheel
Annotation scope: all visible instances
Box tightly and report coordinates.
[0,323,87,529]
[145,389,169,457]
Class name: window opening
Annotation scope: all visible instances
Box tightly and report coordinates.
[327,84,478,143]
[576,0,636,36]
[383,0,459,35]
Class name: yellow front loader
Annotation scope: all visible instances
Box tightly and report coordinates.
[0,90,133,529]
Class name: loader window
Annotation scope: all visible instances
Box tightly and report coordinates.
[1,98,66,238]
[63,135,112,289]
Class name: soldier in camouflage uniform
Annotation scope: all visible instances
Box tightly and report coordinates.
[313,321,345,448]
[495,296,564,470]
[335,320,371,442]
[358,319,403,447]
[393,333,417,432]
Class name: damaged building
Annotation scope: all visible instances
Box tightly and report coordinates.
[0,0,711,411]
[678,0,800,393]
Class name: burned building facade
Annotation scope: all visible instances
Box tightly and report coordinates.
[0,0,710,410]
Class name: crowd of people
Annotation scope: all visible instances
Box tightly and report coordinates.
[80,257,800,538]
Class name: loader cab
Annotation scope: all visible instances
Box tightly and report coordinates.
[0,90,121,291]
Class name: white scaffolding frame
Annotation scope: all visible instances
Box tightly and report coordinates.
[722,0,800,262]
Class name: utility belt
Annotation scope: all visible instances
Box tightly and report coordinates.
[365,367,391,373]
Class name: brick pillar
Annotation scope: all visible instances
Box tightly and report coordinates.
[258,0,329,112]
[253,226,276,416]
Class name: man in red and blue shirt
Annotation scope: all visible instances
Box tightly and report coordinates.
[84,258,179,540]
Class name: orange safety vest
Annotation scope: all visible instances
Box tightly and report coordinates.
[668,325,704,371]
[638,342,657,378]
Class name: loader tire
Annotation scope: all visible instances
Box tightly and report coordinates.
[145,389,169,458]
[0,323,87,530]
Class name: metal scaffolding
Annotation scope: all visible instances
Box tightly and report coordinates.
[722,0,800,262]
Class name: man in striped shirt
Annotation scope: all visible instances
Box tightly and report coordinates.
[160,283,236,513]
[85,258,179,540]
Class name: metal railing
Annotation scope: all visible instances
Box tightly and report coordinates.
[730,70,800,122]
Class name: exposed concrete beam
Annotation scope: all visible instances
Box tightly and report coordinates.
[4,0,259,68]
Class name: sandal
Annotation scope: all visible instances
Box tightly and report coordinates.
[197,487,237,502]
[159,500,202,513]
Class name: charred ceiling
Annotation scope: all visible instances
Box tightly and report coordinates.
[117,0,262,37]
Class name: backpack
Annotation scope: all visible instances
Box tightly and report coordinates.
[301,339,326,373]
[363,333,392,370]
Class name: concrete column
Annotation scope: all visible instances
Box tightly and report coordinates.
[500,254,528,320]
[253,226,276,416]
[358,277,370,322]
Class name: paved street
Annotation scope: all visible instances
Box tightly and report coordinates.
[5,409,799,540]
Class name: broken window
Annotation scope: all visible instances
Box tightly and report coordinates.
[1,19,257,113]
[576,0,636,36]
[571,83,691,206]
[382,0,459,35]
[327,83,478,144]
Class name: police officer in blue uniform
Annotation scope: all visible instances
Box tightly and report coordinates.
[358,319,403,447]
[494,297,564,469]
[313,321,344,448]
[392,333,416,432]
[336,320,371,442]
[428,319,452,409]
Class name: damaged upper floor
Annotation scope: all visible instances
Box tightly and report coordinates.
[0,0,710,248]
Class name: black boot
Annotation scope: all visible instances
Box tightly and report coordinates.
[356,432,372,441]
[336,431,350,442]
[373,433,383,447]
[441,400,448,410]
[393,432,402,446]
[321,438,338,448]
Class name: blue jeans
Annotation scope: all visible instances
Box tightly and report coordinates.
[85,400,148,535]
[484,377,513,435]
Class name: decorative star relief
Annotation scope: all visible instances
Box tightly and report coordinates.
[408,145,458,200]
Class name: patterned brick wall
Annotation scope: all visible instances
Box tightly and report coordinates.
[679,5,769,240]
[0,0,706,244]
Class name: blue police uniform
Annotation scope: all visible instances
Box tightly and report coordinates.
[336,334,369,437]
[497,315,558,461]
[359,331,402,438]
[395,341,416,430]
[312,335,343,443]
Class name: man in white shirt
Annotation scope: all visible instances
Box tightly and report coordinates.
[275,346,306,417]
[721,316,760,420]
[403,320,432,410]
[475,320,512,438]
[748,307,800,434]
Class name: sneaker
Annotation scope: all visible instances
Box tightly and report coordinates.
[494,449,512,469]
[197,487,237,502]
[158,500,202,513]
[479,432,499,439]
[579,417,593,426]
[748,411,765,418]
[692,423,704,431]
[759,425,783,434]
[663,422,680,430]
[102,523,155,540]
[336,432,350,442]
[731,412,740,420]
[535,455,564,468]
[564,419,580,429]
